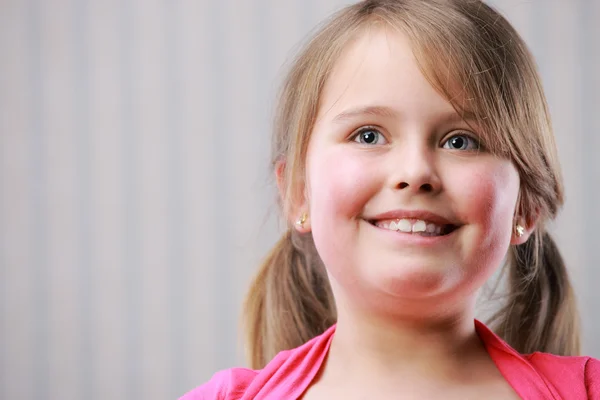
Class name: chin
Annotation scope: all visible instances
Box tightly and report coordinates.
[366,261,461,299]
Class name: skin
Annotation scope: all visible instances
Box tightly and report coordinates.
[284,26,535,399]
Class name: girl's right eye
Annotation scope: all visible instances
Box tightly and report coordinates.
[351,127,388,145]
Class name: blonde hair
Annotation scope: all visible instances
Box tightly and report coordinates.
[243,0,580,369]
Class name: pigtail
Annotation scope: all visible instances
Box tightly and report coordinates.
[243,230,336,369]
[491,229,580,356]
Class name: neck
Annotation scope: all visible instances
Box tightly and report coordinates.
[324,297,486,387]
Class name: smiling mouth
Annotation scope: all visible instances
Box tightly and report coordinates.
[367,218,459,237]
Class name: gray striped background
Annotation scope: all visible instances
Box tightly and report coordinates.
[0,1,598,399]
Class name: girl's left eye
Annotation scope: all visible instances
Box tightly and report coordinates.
[442,133,481,151]
[351,127,387,145]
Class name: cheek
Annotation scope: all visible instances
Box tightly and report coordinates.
[453,161,520,243]
[307,148,378,223]
[306,147,382,271]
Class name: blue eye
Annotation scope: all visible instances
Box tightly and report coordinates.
[442,133,481,151]
[352,127,387,145]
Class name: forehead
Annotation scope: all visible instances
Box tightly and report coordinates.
[315,26,467,126]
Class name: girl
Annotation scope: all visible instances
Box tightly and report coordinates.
[182,0,599,398]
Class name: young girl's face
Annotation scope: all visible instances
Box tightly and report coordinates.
[304,27,521,316]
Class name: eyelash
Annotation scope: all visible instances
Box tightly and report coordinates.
[350,126,483,151]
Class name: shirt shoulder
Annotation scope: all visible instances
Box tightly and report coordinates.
[178,326,335,400]
[525,352,600,398]
[178,367,259,400]
[585,357,600,397]
[178,347,295,400]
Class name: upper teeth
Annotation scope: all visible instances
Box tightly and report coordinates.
[376,219,442,234]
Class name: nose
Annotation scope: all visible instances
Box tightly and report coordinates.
[389,143,441,194]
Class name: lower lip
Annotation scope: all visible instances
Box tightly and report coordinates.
[365,220,459,247]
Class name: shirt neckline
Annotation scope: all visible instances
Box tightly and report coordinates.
[285,320,557,400]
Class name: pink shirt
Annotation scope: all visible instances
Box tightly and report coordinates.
[181,321,600,399]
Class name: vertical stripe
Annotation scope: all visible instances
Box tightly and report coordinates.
[1,2,36,398]
[28,0,48,398]
[0,7,6,393]
[530,0,549,85]
[0,121,4,400]
[300,0,316,30]
[211,0,236,369]
[255,0,275,237]
[0,9,6,396]
[74,0,94,397]
[87,1,128,396]
[580,0,600,356]
[120,0,141,397]
[178,0,219,386]
[165,0,185,396]
[544,0,586,319]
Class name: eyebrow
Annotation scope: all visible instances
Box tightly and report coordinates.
[332,105,399,123]
[331,105,478,125]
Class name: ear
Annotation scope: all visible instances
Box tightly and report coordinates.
[275,160,311,233]
[510,214,538,245]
